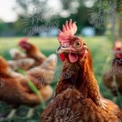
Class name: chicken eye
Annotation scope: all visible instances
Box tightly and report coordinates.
[74,41,81,48]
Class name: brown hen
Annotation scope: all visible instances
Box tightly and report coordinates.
[0,56,53,105]
[19,38,46,66]
[40,19,122,122]
[103,40,122,96]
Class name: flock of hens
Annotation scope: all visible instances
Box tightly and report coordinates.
[0,19,122,122]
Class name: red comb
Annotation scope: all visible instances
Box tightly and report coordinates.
[19,38,28,45]
[58,19,77,44]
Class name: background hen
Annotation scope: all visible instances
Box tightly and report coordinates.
[103,40,122,96]
[0,56,53,119]
[40,19,122,122]
[8,38,57,71]
[26,54,57,85]
[8,48,36,70]
[19,38,46,66]
[9,48,26,60]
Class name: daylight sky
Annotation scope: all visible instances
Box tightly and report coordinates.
[0,0,17,22]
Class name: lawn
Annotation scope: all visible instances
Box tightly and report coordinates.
[0,36,121,122]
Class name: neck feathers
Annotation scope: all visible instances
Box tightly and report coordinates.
[55,50,101,106]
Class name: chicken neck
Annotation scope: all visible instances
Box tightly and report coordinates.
[55,54,103,107]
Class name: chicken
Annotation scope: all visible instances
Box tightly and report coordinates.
[19,38,46,66]
[40,19,122,122]
[9,48,26,60]
[0,56,53,107]
[8,53,57,89]
[8,48,36,70]
[103,40,122,96]
[26,54,57,85]
[0,56,53,119]
[0,56,40,108]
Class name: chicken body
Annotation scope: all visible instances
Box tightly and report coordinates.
[103,65,122,96]
[0,75,40,106]
[0,56,53,106]
[9,48,26,60]
[26,54,57,85]
[40,20,122,122]
[8,58,35,71]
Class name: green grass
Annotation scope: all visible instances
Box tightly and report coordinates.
[0,36,121,121]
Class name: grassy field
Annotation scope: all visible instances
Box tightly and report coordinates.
[0,36,121,122]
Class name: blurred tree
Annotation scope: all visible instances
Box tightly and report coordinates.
[15,0,44,17]
[117,0,122,38]
[91,0,122,40]
[57,0,98,34]
[0,20,9,32]
[0,20,15,36]
[14,0,105,36]
[13,16,26,35]
[15,0,62,36]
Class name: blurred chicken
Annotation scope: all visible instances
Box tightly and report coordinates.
[26,54,57,85]
[19,38,46,66]
[8,48,36,70]
[7,58,35,71]
[9,48,26,60]
[8,53,57,85]
[103,40,122,96]
[40,19,122,122]
[0,56,53,118]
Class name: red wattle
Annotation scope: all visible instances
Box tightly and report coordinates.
[59,53,66,62]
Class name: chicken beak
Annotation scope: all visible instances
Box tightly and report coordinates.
[56,46,70,53]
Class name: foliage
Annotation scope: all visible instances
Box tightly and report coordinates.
[0,0,106,36]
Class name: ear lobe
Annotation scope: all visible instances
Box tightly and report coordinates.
[59,53,66,62]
